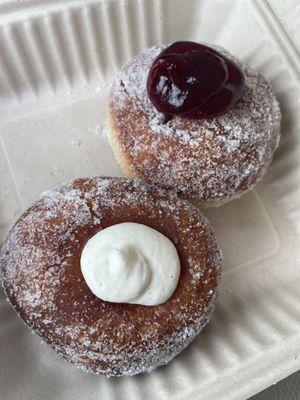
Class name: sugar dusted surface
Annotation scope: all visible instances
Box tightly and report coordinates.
[109,45,281,203]
[0,177,222,377]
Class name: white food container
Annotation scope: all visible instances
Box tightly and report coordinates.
[0,1,299,399]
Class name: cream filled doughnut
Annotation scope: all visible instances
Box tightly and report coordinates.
[0,177,222,376]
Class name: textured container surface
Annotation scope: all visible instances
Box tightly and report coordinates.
[0,1,299,400]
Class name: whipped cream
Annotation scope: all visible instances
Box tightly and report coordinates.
[80,222,180,306]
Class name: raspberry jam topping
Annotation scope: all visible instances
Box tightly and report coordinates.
[147,41,245,119]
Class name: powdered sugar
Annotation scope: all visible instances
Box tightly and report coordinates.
[0,177,222,376]
[109,45,281,205]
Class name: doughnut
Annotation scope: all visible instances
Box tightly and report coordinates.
[107,43,281,207]
[0,177,222,376]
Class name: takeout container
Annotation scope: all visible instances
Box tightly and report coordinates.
[0,1,300,399]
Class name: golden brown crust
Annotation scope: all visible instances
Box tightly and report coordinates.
[108,45,281,207]
[106,110,139,179]
[107,109,242,209]
[0,177,222,376]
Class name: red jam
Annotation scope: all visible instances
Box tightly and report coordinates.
[147,41,245,119]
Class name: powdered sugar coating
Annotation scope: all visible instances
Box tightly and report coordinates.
[0,177,222,376]
[109,45,281,204]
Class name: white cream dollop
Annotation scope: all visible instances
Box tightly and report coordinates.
[80,222,180,306]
